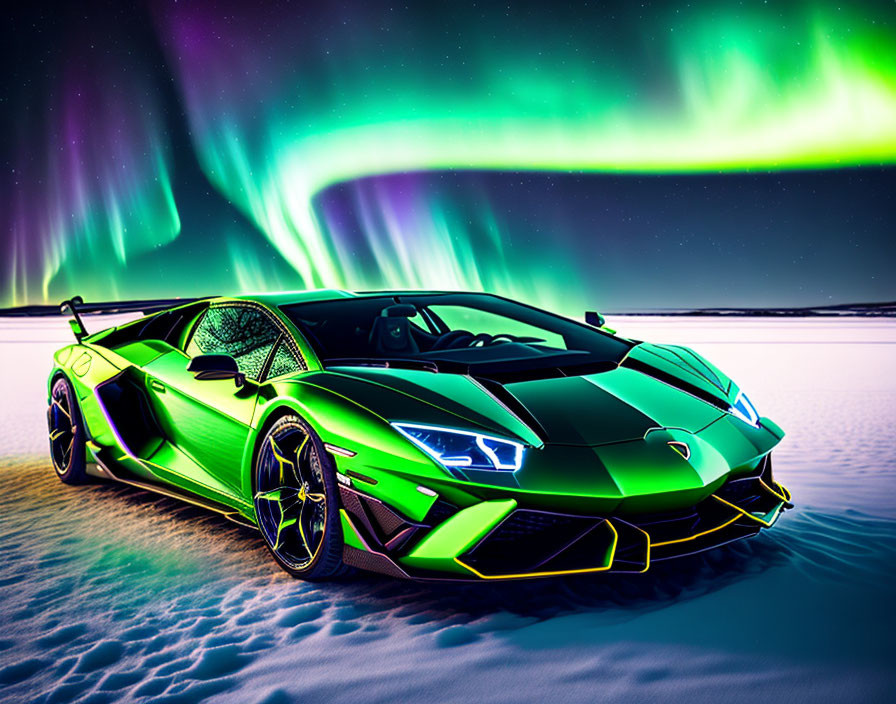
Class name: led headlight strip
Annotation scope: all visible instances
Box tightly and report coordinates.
[392,422,525,472]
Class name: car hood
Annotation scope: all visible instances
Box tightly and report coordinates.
[322,359,726,446]
[314,356,782,511]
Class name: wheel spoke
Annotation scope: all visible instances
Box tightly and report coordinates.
[295,513,310,555]
[280,496,306,513]
[256,484,308,553]
[51,396,71,421]
[254,486,307,509]
[291,435,309,487]
[274,515,299,552]
[254,486,298,502]
[269,437,297,486]
[61,435,74,463]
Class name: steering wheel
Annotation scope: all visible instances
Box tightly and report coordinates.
[431,331,547,351]
[468,333,494,347]
[430,329,475,351]
[472,333,547,347]
[489,333,545,345]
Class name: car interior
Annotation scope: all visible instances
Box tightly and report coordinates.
[282,294,632,369]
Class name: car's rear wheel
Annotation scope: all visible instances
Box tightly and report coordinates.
[253,414,346,580]
[48,376,89,485]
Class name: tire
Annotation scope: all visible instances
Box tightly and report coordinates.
[253,414,347,580]
[48,376,89,485]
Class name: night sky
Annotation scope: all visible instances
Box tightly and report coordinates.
[3,0,895,313]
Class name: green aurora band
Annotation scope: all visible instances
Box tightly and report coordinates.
[6,1,896,308]
[160,2,896,304]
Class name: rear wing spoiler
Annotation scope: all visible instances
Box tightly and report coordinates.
[60,296,88,342]
[53,297,209,342]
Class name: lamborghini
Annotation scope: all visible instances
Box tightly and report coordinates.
[47,291,792,580]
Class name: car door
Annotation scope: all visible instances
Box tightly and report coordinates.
[141,303,281,497]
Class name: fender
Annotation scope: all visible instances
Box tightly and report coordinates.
[239,377,462,520]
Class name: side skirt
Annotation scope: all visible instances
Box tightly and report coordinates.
[87,448,257,530]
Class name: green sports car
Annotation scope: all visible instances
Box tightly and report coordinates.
[47,290,792,581]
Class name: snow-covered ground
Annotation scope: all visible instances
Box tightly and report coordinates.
[1,315,895,703]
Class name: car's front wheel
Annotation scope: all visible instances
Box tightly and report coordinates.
[253,414,346,580]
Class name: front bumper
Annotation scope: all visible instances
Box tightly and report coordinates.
[338,455,792,581]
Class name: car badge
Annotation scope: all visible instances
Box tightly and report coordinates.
[667,441,691,461]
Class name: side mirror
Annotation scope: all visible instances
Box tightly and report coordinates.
[585,311,605,328]
[585,311,616,335]
[187,354,245,387]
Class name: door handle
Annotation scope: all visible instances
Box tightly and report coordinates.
[149,379,166,393]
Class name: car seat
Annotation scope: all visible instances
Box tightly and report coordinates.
[368,305,420,356]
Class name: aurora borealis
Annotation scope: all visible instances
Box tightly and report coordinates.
[3,1,896,311]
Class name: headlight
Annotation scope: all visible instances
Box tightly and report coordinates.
[392,422,525,472]
[729,390,760,427]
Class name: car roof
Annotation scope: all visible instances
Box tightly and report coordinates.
[221,289,484,308]
[228,289,356,306]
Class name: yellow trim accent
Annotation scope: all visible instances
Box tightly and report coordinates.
[628,522,652,572]
[759,478,790,503]
[339,508,368,548]
[650,514,742,547]
[454,520,618,580]
[779,483,792,502]
[711,494,783,527]
[50,396,72,420]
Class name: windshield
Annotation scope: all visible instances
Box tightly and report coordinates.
[281,293,631,372]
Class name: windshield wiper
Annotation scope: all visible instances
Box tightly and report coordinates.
[323,357,442,373]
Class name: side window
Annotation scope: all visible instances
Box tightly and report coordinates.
[266,339,305,379]
[186,306,279,380]
[406,310,430,331]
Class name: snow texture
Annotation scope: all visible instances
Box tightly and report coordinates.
[1,316,894,703]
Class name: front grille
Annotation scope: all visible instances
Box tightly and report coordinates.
[459,455,788,576]
[462,510,607,575]
[424,499,458,527]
